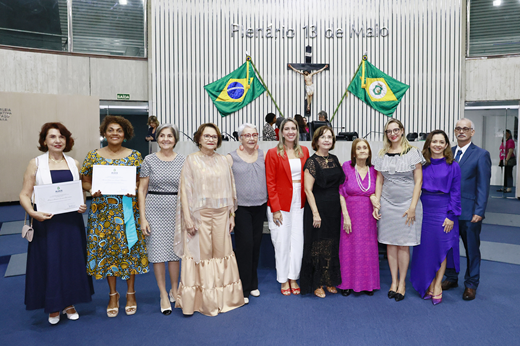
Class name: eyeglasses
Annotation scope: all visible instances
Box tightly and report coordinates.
[241,133,259,139]
[385,128,401,135]
[454,127,473,133]
[203,134,218,140]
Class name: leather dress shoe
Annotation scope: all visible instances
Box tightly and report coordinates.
[339,289,352,297]
[463,287,476,301]
[441,280,458,291]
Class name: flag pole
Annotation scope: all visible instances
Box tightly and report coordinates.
[330,55,368,123]
[247,56,284,118]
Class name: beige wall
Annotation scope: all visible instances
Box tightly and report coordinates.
[466,57,520,101]
[0,49,148,101]
[0,91,99,202]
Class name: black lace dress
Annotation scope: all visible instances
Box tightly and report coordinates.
[300,154,345,294]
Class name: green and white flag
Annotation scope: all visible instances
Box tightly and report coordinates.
[348,58,409,116]
[204,59,266,117]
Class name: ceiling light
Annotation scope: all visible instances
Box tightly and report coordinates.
[120,0,128,5]
[493,0,502,6]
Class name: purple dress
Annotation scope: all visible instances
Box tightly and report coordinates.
[337,162,380,292]
[410,158,461,297]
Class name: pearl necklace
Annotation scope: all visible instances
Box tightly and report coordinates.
[355,164,371,192]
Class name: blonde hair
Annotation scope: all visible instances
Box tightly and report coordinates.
[378,118,414,156]
[276,118,304,158]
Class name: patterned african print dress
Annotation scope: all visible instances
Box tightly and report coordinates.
[81,150,149,280]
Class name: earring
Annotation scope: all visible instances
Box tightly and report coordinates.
[239,145,244,151]
[255,144,259,150]
[124,139,127,142]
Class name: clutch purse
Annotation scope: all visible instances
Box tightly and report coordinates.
[22,211,34,242]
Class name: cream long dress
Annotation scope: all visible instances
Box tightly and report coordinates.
[173,151,245,316]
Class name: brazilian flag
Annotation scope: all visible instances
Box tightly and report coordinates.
[204,59,266,117]
[348,58,409,116]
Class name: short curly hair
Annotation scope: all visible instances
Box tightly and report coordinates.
[193,123,222,149]
[99,115,134,140]
[38,122,74,152]
[311,126,336,151]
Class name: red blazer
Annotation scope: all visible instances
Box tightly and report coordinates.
[265,145,310,213]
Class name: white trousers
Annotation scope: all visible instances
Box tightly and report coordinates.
[267,183,304,283]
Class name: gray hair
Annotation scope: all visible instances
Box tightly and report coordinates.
[156,123,179,148]
[237,123,258,138]
[318,110,328,121]
[456,118,475,129]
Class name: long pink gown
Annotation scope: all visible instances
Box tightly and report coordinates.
[337,161,380,292]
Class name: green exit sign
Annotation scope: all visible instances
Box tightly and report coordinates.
[117,94,130,100]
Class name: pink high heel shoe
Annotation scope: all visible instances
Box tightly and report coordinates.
[432,293,443,305]
[423,291,434,300]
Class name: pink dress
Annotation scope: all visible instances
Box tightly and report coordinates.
[337,161,380,292]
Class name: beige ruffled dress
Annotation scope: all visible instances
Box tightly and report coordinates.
[173,151,244,316]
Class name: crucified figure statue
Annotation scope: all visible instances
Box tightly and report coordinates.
[288,64,328,113]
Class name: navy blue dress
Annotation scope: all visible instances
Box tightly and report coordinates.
[25,170,94,313]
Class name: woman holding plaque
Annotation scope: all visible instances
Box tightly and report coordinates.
[81,115,148,318]
[19,122,94,325]
[138,124,185,315]
[174,123,244,316]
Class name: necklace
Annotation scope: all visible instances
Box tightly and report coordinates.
[49,156,64,164]
[355,164,371,192]
[317,153,330,163]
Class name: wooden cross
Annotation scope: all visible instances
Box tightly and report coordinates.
[287,46,329,115]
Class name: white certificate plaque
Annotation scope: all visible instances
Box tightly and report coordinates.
[91,165,137,195]
[33,180,84,215]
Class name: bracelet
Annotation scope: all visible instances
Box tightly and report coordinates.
[229,212,235,217]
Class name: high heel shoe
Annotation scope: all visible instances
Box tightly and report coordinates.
[160,296,172,315]
[125,291,137,315]
[62,306,79,320]
[432,293,443,305]
[394,292,405,301]
[48,313,60,325]
[326,286,337,294]
[314,287,326,298]
[281,284,291,296]
[289,281,300,295]
[169,289,176,303]
[423,291,434,300]
[107,292,119,318]
[388,290,397,299]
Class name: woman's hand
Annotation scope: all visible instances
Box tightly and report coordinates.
[125,193,136,198]
[312,212,322,228]
[185,216,197,237]
[343,215,352,233]
[372,207,381,220]
[273,211,283,226]
[30,211,53,222]
[229,215,235,233]
[370,195,380,210]
[78,204,87,214]
[141,218,151,236]
[90,190,102,198]
[403,207,416,226]
[442,218,454,233]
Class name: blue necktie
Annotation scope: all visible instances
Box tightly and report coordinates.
[455,150,462,162]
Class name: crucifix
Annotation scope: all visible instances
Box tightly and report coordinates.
[288,46,329,114]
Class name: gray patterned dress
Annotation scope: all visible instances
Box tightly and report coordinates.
[141,153,185,263]
[373,148,425,246]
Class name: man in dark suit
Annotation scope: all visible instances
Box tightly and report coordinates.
[442,118,491,300]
